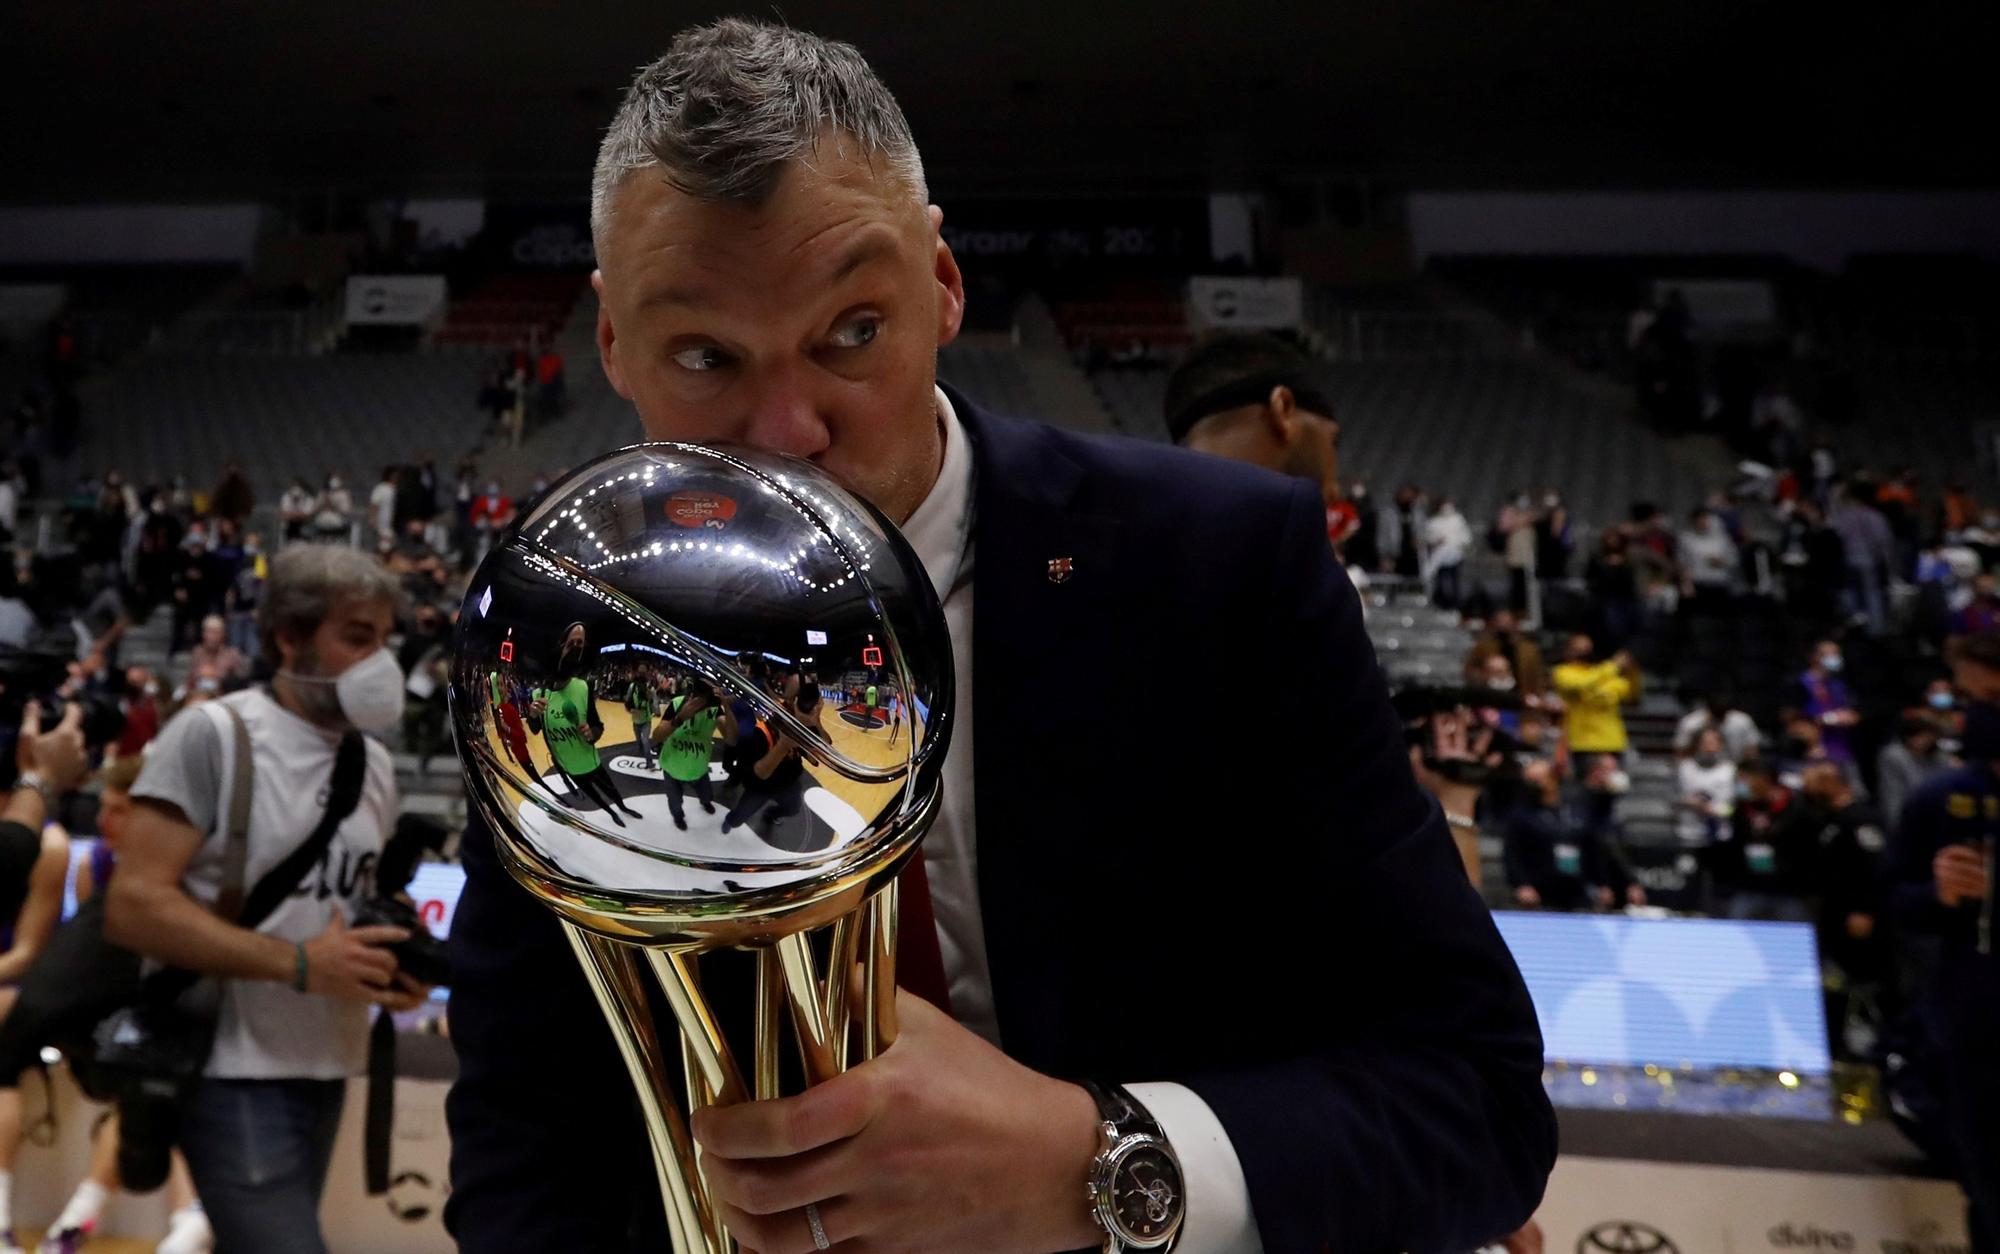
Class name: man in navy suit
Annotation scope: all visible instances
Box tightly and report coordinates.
[445,19,1555,1254]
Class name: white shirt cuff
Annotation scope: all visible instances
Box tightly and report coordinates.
[1124,1081,1266,1254]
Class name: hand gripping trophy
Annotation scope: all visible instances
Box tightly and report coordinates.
[451,443,952,1253]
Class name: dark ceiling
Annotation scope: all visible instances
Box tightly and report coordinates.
[5,1,1994,204]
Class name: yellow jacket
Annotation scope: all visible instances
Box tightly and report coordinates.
[1553,660,1637,753]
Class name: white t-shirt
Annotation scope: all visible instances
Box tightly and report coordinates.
[1676,756,1738,843]
[132,687,399,1080]
[370,480,397,536]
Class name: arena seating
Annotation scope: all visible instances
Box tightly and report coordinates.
[75,352,491,490]
[1091,355,1730,524]
[430,272,588,350]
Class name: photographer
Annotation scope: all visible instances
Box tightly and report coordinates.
[105,545,427,1254]
[0,702,88,1251]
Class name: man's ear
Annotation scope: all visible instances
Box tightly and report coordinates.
[592,270,634,401]
[1262,384,1299,443]
[929,206,966,349]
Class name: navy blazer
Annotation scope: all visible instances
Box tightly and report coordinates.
[444,391,1557,1253]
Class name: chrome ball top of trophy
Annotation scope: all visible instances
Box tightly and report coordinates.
[450,443,953,948]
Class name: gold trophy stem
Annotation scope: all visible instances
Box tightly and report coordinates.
[862,878,901,1058]
[753,948,783,1100]
[825,914,861,1071]
[561,924,719,1254]
[645,949,750,1107]
[775,932,840,1085]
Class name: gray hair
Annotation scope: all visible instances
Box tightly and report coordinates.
[258,543,406,661]
[591,18,927,246]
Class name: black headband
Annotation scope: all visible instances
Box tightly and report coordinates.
[1167,367,1335,445]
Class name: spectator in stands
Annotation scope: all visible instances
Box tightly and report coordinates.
[1799,639,1860,765]
[115,666,162,762]
[1503,759,1638,912]
[1163,333,1342,547]
[1465,609,1548,699]
[1674,688,1760,763]
[1779,498,1846,627]
[278,476,314,544]
[1808,441,1838,506]
[368,465,399,545]
[178,613,248,700]
[1343,481,1381,572]
[1676,727,1737,845]
[1553,635,1640,760]
[1677,506,1740,610]
[1493,491,1538,612]
[1711,759,1810,921]
[1798,762,1890,1057]
[1512,708,1565,776]
[1585,529,1642,652]
[395,456,440,536]
[399,601,452,776]
[388,517,448,597]
[224,533,264,666]
[1379,484,1428,578]
[536,346,567,421]
[168,529,216,656]
[1940,480,1979,538]
[1951,571,2000,639]
[468,480,515,567]
[1878,467,1922,574]
[209,459,255,529]
[1533,489,1572,582]
[502,363,529,449]
[1831,480,1897,636]
[0,568,28,652]
[1877,713,1951,834]
[0,464,20,546]
[312,473,353,542]
[1422,498,1472,609]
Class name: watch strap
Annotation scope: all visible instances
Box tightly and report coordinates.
[1081,1081,1182,1253]
[15,770,54,808]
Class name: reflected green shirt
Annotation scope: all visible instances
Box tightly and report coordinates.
[536,677,600,776]
[659,695,722,783]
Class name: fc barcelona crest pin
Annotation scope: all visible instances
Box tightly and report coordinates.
[1047,557,1074,585]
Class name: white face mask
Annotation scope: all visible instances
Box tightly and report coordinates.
[284,647,405,733]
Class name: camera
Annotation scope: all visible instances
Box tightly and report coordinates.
[352,814,453,988]
[1392,683,1528,787]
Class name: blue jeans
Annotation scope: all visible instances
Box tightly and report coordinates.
[176,1077,346,1254]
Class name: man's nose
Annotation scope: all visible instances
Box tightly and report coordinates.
[741,370,832,460]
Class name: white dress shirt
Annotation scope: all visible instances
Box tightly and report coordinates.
[897,387,1264,1254]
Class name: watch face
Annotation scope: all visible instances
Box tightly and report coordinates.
[1111,1143,1182,1244]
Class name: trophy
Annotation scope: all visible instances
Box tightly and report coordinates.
[450,443,953,1252]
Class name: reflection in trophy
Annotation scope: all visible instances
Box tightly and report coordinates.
[449,444,952,1253]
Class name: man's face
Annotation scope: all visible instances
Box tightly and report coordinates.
[201,617,224,649]
[593,149,965,525]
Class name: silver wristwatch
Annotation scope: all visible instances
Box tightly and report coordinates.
[14,770,54,808]
[1082,1081,1185,1252]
